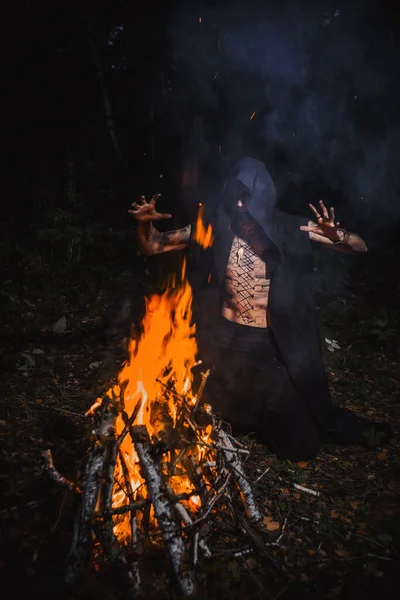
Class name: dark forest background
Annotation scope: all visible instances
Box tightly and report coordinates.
[4,0,400,311]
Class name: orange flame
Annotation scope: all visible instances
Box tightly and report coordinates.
[92,259,211,540]
[193,204,214,248]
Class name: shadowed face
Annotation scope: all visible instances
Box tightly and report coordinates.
[236,182,251,212]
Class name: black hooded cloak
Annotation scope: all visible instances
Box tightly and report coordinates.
[188,157,332,430]
[186,156,390,455]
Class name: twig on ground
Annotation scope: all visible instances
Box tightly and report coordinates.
[41,449,79,492]
[293,483,320,497]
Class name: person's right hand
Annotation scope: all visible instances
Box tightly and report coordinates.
[128,194,172,222]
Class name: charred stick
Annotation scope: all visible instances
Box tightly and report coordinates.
[119,450,141,594]
[150,399,180,447]
[184,416,198,432]
[170,446,187,475]
[95,499,148,517]
[94,524,140,598]
[190,473,232,527]
[102,399,141,516]
[165,485,211,559]
[237,513,282,572]
[221,430,248,449]
[216,445,250,455]
[100,404,141,573]
[94,404,142,594]
[115,399,142,456]
[130,425,195,597]
[65,439,110,584]
[183,455,207,496]
[41,449,79,492]
[191,368,211,418]
[65,403,118,585]
[254,466,270,483]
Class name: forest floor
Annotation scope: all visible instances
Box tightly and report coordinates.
[1,217,399,600]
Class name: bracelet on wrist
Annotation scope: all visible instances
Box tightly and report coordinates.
[333,229,350,245]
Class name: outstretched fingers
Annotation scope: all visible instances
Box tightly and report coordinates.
[150,193,161,205]
[300,224,322,233]
[319,200,329,220]
[309,203,322,220]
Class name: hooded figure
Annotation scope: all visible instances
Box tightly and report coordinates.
[131,156,392,461]
[187,157,389,460]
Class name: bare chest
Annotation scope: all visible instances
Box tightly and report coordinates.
[222,236,271,328]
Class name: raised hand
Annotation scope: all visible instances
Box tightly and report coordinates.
[300,200,343,242]
[128,194,172,222]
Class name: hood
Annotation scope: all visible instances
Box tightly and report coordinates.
[221,156,278,237]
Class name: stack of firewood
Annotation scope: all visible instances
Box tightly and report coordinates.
[42,370,263,598]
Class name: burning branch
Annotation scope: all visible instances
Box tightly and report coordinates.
[44,271,269,596]
[131,425,195,596]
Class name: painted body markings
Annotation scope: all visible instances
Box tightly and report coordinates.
[149,224,192,254]
[223,235,270,328]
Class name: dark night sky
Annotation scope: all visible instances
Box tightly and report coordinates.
[7,0,400,239]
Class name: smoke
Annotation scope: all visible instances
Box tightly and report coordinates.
[166,0,400,228]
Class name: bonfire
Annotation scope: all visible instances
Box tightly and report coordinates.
[42,213,264,597]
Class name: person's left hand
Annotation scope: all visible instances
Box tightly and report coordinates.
[300,200,342,241]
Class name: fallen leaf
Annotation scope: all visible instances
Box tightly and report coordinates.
[89,362,101,370]
[356,522,370,535]
[376,451,387,461]
[263,515,272,523]
[350,501,360,511]
[35,399,43,404]
[51,316,67,335]
[17,352,36,371]
[245,557,258,570]
[307,549,316,557]
[297,461,308,468]
[266,521,280,532]
[330,510,342,519]
[367,473,376,481]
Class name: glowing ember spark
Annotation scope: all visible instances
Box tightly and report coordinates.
[193,204,214,248]
[250,112,256,120]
